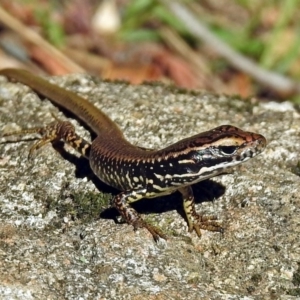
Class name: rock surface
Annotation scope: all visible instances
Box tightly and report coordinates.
[0,73,299,299]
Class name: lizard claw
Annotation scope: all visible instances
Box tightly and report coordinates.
[189,214,223,237]
[132,218,168,242]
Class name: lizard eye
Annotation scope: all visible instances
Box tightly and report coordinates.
[219,146,237,155]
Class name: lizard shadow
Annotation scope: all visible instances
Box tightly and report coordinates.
[54,143,226,218]
[101,178,226,223]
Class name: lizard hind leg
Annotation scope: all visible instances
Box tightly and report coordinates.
[3,119,91,159]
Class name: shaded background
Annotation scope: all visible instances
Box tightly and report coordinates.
[0,0,300,101]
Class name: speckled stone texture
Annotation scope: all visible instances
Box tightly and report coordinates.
[0,73,299,300]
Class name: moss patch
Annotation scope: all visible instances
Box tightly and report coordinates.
[44,189,111,229]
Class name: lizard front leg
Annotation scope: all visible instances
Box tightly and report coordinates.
[112,188,167,241]
[179,186,223,237]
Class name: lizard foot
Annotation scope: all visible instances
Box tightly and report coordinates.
[190,214,223,237]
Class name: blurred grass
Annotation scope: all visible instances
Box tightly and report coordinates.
[120,0,188,41]
[8,0,66,46]
[35,7,66,47]
[122,0,300,78]
[4,0,300,100]
[121,0,300,101]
